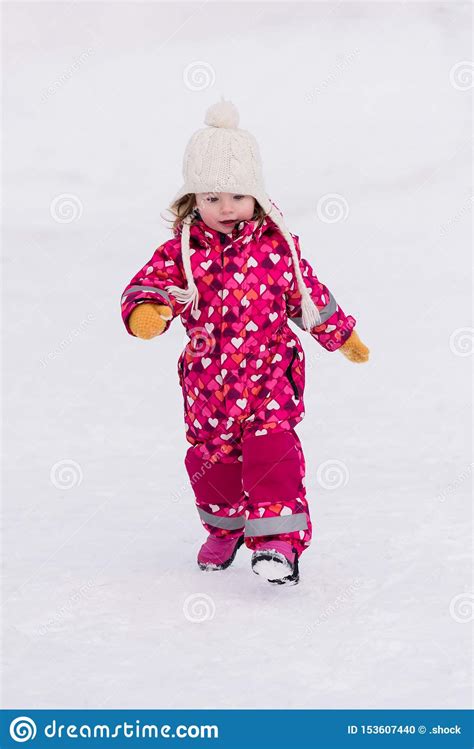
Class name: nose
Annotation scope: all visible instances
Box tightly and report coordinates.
[220,198,235,216]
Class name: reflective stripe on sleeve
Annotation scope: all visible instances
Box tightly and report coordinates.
[290,290,338,329]
[121,286,172,305]
[198,507,246,530]
[245,512,308,537]
[318,290,338,322]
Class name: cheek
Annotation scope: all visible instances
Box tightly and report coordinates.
[199,202,213,218]
[245,200,255,216]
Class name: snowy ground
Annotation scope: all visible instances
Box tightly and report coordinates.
[2,1,472,709]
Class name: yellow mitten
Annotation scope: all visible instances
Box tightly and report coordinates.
[339,329,370,363]
[129,303,172,339]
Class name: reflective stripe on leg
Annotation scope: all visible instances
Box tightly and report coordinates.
[245,512,308,537]
[198,507,245,530]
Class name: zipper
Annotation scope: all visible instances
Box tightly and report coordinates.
[285,346,300,400]
[178,355,185,387]
[220,235,226,387]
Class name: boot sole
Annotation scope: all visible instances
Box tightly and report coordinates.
[197,535,245,571]
[251,549,300,586]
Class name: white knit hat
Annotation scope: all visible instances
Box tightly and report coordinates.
[167,98,321,330]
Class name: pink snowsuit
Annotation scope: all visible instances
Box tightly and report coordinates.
[121,211,356,554]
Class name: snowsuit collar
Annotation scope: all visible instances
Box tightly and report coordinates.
[173,215,272,249]
[168,205,322,330]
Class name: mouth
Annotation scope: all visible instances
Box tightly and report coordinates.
[220,219,237,226]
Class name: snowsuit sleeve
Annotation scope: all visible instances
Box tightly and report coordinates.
[286,234,357,351]
[121,239,186,336]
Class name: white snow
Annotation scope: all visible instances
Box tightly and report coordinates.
[252,553,292,581]
[2,1,472,710]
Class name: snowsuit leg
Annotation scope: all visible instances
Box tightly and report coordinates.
[181,318,313,553]
[241,427,312,555]
[184,426,246,540]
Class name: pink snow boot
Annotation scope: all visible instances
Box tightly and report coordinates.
[251,540,300,585]
[197,534,245,571]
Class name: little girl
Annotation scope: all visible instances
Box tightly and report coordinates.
[121,99,369,586]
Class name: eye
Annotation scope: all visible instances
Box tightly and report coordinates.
[234,195,245,200]
[205,195,218,203]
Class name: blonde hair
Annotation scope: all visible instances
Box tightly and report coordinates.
[164,194,268,234]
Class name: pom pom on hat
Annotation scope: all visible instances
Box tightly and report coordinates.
[204,98,240,129]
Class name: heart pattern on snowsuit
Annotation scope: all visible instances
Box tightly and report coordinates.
[122,212,356,553]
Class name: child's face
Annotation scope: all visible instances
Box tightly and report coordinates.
[195,192,256,234]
